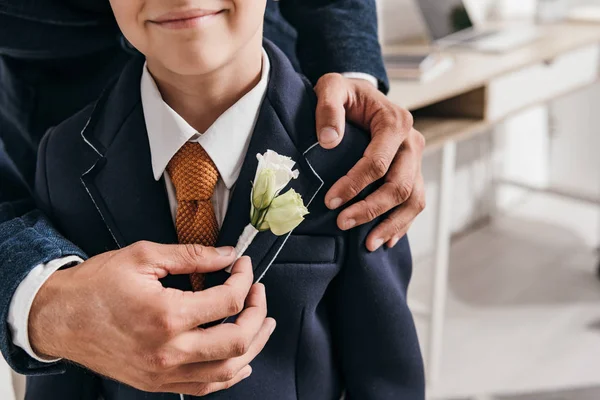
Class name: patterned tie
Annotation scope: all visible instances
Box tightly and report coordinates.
[166,142,220,291]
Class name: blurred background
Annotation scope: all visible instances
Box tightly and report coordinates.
[3,0,600,399]
[379,0,600,399]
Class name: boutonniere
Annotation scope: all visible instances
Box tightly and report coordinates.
[226,150,309,272]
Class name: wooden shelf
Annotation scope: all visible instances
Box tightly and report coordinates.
[415,78,600,152]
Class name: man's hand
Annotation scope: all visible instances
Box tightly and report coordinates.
[29,242,275,397]
[314,74,426,252]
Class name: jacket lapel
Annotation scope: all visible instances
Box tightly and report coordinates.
[79,56,188,289]
[80,109,177,248]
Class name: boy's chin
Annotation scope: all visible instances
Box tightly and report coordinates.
[162,52,232,76]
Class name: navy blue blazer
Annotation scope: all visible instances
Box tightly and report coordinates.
[28,41,424,400]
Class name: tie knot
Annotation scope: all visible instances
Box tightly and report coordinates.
[167,142,219,201]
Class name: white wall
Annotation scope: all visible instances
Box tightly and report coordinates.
[377,0,537,45]
[377,0,425,44]
[0,362,17,400]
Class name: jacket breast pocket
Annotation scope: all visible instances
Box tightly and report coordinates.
[273,234,338,265]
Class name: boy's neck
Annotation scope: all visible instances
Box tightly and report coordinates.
[147,35,263,134]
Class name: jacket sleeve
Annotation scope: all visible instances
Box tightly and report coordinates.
[277,0,390,93]
[0,133,86,375]
[0,1,119,59]
[329,214,425,399]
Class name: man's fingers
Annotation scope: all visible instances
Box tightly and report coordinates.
[335,142,420,230]
[386,233,405,249]
[144,282,270,387]
[365,173,426,251]
[174,257,255,329]
[314,73,348,149]
[188,282,270,360]
[129,241,236,278]
[325,134,400,213]
[159,365,252,396]
[170,282,267,362]
[172,317,274,384]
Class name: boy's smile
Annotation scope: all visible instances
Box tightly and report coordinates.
[109,0,265,77]
[108,0,265,143]
[149,8,227,30]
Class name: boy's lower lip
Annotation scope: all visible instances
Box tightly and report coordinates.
[151,11,223,30]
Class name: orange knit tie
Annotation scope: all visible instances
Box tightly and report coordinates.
[166,142,220,291]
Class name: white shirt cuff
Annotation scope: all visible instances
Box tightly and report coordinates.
[340,72,378,88]
[7,255,84,363]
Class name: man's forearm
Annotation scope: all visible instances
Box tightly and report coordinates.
[0,208,86,374]
[0,138,87,373]
[8,256,83,363]
[0,4,119,59]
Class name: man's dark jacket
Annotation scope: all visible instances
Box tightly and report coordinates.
[0,0,390,377]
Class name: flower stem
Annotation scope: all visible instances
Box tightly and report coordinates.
[225,224,259,273]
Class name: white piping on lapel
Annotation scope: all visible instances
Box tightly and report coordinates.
[302,141,325,206]
[304,141,320,154]
[79,80,113,157]
[80,164,123,249]
[255,142,323,283]
[79,110,123,248]
[80,116,103,157]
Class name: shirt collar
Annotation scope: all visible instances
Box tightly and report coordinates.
[141,49,270,189]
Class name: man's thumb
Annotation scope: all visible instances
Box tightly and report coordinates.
[314,74,347,149]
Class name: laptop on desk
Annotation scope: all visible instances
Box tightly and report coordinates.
[415,0,540,53]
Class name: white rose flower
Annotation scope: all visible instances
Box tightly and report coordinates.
[252,168,277,212]
[262,189,309,236]
[254,150,299,196]
[227,150,308,273]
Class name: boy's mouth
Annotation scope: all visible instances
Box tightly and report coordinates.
[150,9,225,30]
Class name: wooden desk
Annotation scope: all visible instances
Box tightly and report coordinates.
[387,23,600,152]
[387,22,600,386]
[387,23,600,111]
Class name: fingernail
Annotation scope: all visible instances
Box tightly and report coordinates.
[389,237,399,248]
[319,127,339,144]
[372,239,384,251]
[242,366,253,379]
[329,197,343,209]
[217,247,234,256]
[344,219,356,230]
[268,320,277,335]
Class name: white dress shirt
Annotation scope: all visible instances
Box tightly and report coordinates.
[7,49,375,361]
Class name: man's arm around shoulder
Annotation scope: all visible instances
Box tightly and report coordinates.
[0,135,86,374]
[278,0,389,92]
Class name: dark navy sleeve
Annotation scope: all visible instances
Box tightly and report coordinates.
[330,218,425,399]
[0,134,85,375]
[277,0,390,93]
[0,1,119,59]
